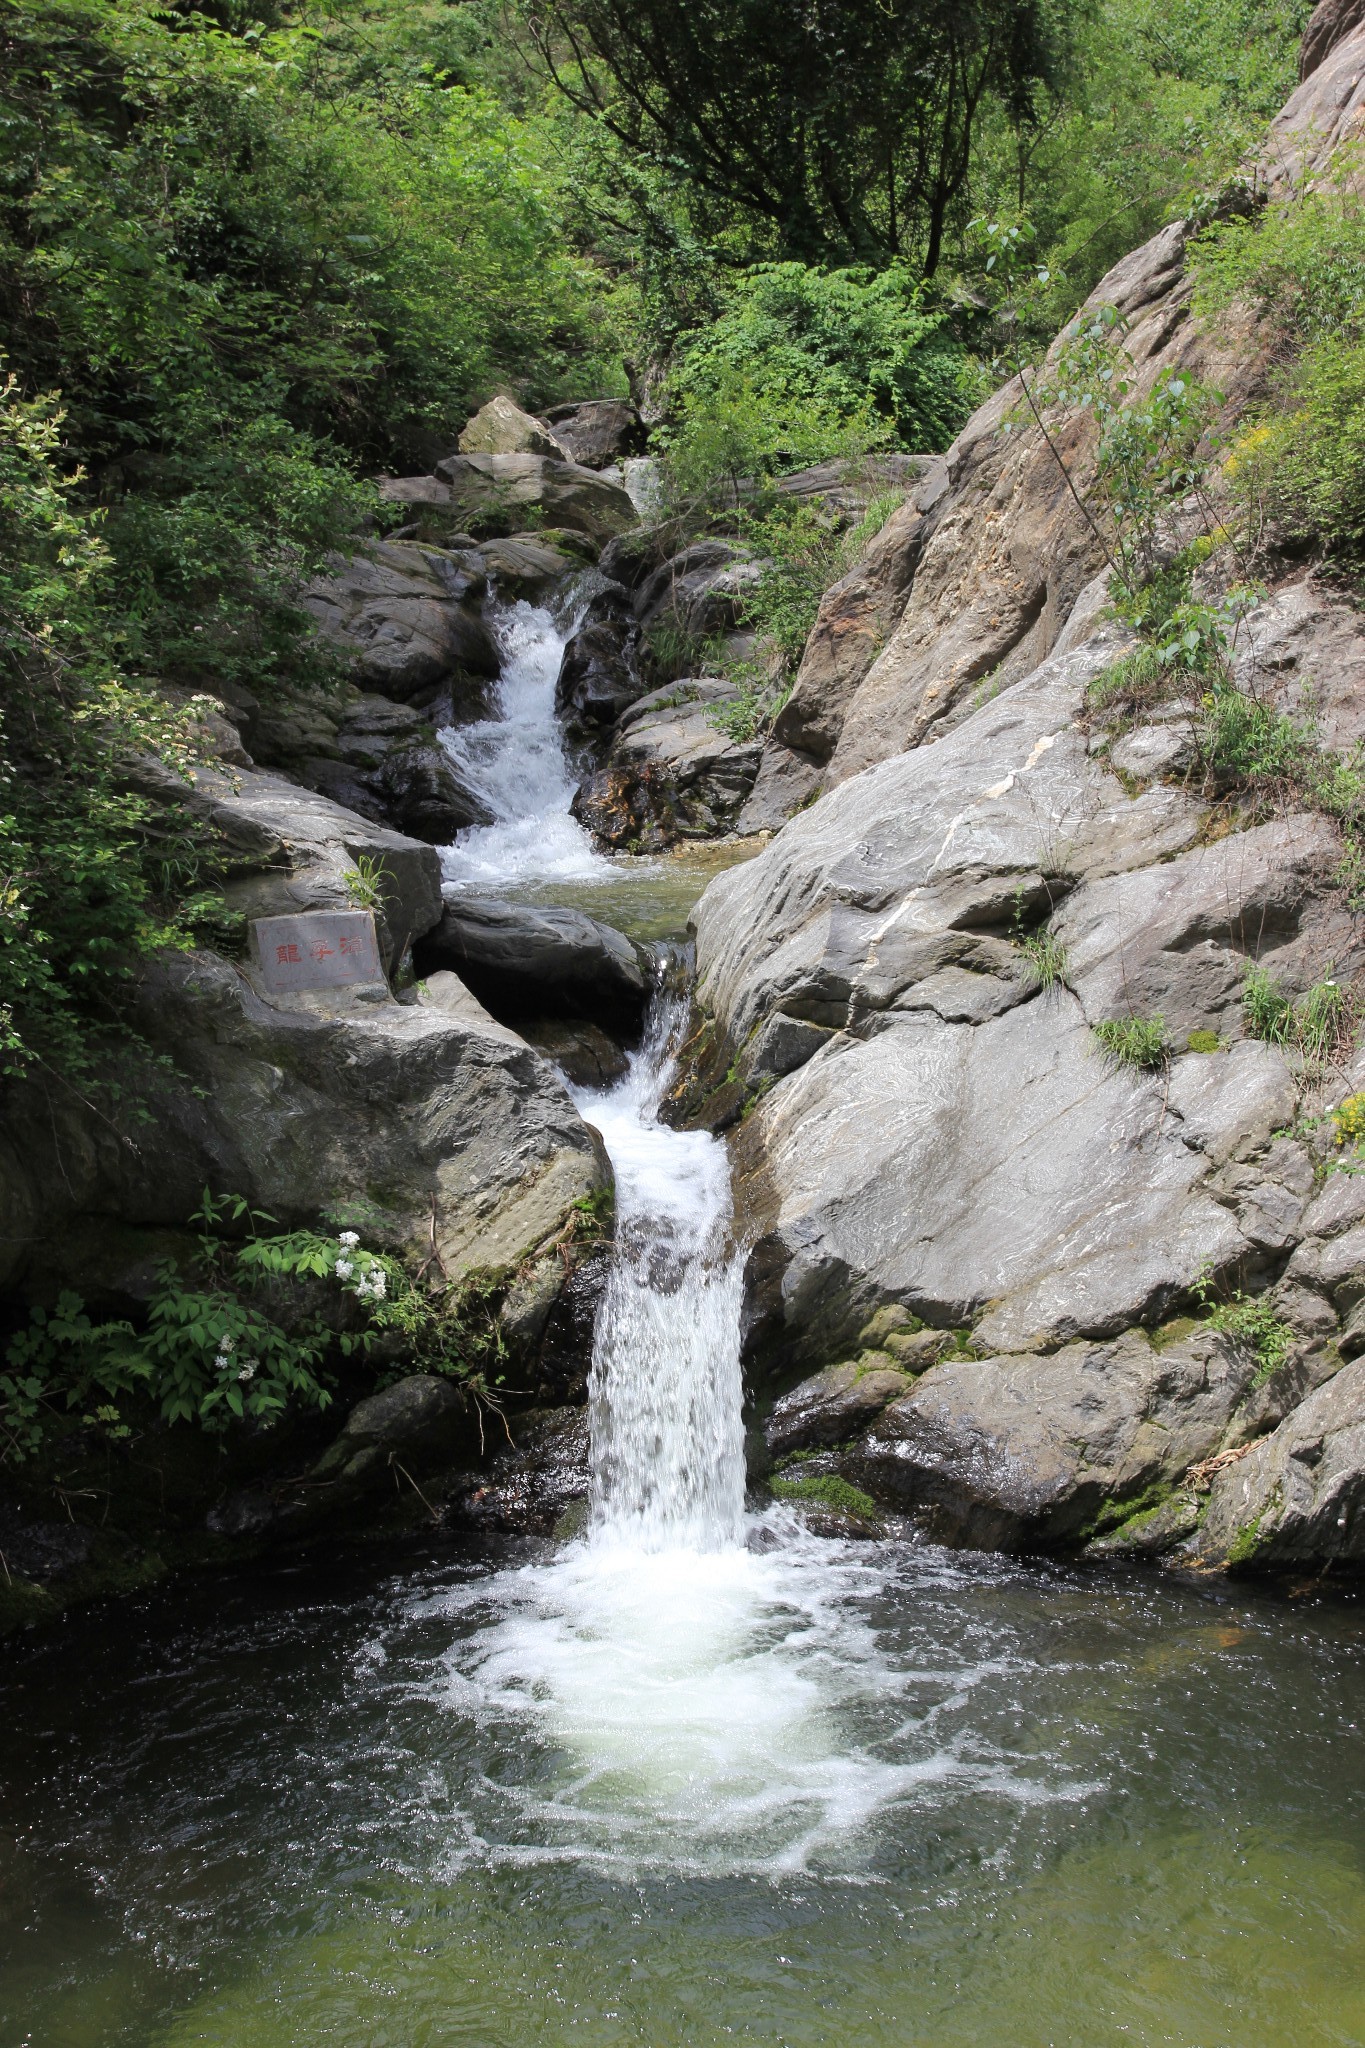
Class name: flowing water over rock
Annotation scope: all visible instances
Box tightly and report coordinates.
[5,571,1365,2044]
[439,595,611,888]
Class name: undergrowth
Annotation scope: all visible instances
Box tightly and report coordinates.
[0,1192,506,1465]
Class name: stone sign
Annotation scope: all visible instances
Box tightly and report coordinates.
[250,910,383,993]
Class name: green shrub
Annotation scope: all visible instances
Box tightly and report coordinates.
[1209,1292,1293,1386]
[1092,1015,1170,1069]
[1195,179,1365,557]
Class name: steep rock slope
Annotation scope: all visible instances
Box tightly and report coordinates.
[692,3,1365,1571]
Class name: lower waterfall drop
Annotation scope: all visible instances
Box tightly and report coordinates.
[579,991,746,1554]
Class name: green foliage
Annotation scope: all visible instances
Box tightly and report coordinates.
[1332,1092,1365,1147]
[968,0,1311,332]
[1194,174,1365,557]
[706,488,908,741]
[1242,963,1356,1065]
[0,0,621,1074]
[0,376,226,1073]
[531,0,1086,274]
[1033,303,1220,589]
[770,1472,880,1522]
[342,855,387,913]
[0,1190,496,1464]
[663,265,979,495]
[1187,1029,1221,1053]
[1092,1014,1170,1070]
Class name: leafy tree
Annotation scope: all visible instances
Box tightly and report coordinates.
[530,0,1088,274]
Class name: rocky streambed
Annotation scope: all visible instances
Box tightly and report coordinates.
[11,10,1365,1631]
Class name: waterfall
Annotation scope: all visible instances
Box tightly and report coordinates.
[575,992,747,1553]
[439,595,612,888]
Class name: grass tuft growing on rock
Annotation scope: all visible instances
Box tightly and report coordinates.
[1243,963,1358,1066]
[1092,1014,1169,1070]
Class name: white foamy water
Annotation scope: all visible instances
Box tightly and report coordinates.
[415,1001,1093,1878]
[420,626,1096,1879]
[583,997,746,1551]
[439,596,613,887]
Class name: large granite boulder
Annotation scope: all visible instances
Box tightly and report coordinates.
[1192,1358,1365,1567]
[300,540,499,701]
[689,633,1365,1369]
[853,1329,1254,1550]
[0,948,610,1303]
[132,757,444,963]
[458,395,566,459]
[415,895,652,1032]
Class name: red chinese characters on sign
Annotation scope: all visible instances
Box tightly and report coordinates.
[252,911,383,994]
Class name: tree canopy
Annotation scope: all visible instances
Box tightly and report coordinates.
[532,0,1087,275]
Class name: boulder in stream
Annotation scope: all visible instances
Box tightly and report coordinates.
[415,896,653,1033]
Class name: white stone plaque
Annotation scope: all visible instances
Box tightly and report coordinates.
[250,910,383,993]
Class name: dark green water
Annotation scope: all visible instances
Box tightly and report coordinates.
[2,1530,1362,2047]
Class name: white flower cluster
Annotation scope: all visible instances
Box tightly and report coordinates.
[334,1230,387,1302]
[213,1331,235,1373]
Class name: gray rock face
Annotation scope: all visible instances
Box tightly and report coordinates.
[1193,1359,1365,1566]
[573,681,763,848]
[634,540,766,641]
[854,1330,1253,1550]
[475,532,578,597]
[415,896,651,1031]
[133,757,444,963]
[301,540,499,701]
[696,635,1199,1051]
[2,947,610,1302]
[307,740,495,843]
[688,634,1361,1374]
[545,399,646,469]
[1054,815,1359,1046]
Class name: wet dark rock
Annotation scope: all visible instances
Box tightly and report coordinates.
[310,1374,474,1490]
[450,1406,590,1534]
[555,585,647,735]
[0,1507,98,1583]
[519,1018,631,1089]
[765,1358,911,1459]
[415,896,652,1032]
[307,742,494,843]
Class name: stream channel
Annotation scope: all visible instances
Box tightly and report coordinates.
[4,596,1365,2045]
